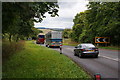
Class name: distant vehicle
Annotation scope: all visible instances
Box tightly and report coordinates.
[74,43,99,58]
[36,35,45,44]
[45,31,62,48]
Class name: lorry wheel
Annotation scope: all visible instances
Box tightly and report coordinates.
[48,45,50,48]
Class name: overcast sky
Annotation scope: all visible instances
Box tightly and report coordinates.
[34,0,89,29]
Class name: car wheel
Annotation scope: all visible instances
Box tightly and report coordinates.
[78,52,83,58]
[74,51,77,56]
[94,55,98,58]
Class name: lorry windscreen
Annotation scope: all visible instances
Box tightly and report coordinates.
[51,39,62,42]
[38,35,44,38]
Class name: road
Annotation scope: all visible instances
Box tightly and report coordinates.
[48,45,119,79]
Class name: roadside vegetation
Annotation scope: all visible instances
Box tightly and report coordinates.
[2,2,60,63]
[98,46,120,50]
[63,2,120,47]
[62,2,120,50]
[2,2,59,42]
[63,38,79,46]
[3,41,91,78]
[2,40,25,63]
[63,38,120,50]
[71,2,120,46]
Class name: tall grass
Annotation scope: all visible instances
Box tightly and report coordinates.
[63,38,79,46]
[2,40,25,62]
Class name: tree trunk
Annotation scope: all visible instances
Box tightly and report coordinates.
[9,34,12,42]
[16,36,19,42]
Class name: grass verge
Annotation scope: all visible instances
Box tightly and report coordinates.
[2,40,25,62]
[98,46,120,50]
[3,41,91,78]
[63,38,79,46]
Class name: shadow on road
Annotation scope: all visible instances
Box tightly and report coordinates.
[76,56,99,59]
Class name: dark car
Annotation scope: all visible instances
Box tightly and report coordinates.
[74,43,99,58]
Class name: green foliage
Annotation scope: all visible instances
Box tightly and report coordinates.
[71,2,120,46]
[63,38,79,46]
[2,2,59,42]
[31,27,40,38]
[39,30,43,33]
[62,29,72,38]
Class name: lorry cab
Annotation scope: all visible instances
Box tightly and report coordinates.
[36,35,45,44]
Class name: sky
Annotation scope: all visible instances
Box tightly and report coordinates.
[34,0,89,29]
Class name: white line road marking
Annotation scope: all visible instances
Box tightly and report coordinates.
[66,48,119,62]
[100,55,119,62]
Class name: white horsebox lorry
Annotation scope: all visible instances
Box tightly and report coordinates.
[45,31,62,48]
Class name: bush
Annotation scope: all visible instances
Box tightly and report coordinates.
[2,40,25,62]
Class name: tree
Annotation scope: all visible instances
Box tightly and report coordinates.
[71,12,87,42]
[71,2,120,46]
[2,2,59,42]
[63,29,72,38]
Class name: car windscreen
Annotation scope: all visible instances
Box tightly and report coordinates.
[82,44,95,48]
